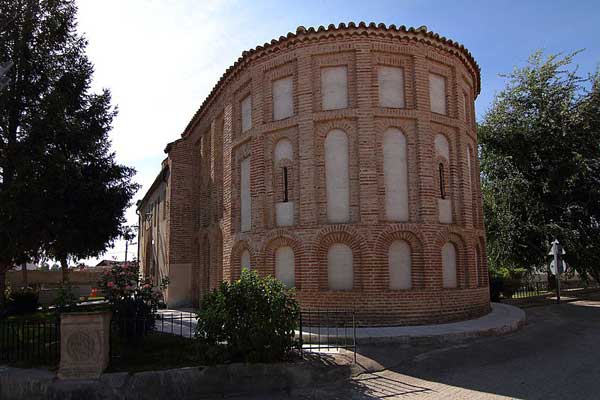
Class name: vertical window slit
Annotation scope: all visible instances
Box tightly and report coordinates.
[439,163,446,199]
[283,166,289,202]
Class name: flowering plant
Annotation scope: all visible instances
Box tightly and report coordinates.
[98,262,168,339]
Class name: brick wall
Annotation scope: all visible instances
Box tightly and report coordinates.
[154,23,490,324]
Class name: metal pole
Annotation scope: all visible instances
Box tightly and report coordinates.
[554,240,561,304]
[124,240,128,262]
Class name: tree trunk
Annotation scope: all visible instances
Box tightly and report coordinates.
[60,257,69,283]
[0,266,7,313]
[21,264,28,288]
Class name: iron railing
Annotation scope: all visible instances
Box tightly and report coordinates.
[0,316,60,366]
[298,309,356,362]
[510,280,600,299]
[511,281,550,299]
[109,311,197,361]
[109,309,357,364]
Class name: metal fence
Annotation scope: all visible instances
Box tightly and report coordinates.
[511,280,600,299]
[109,309,357,364]
[109,311,197,361]
[298,309,356,362]
[511,281,550,299]
[0,316,60,366]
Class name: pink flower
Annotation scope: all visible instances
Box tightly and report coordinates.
[107,281,114,288]
[143,284,150,289]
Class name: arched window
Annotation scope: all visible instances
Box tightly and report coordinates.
[435,134,452,223]
[442,242,457,288]
[325,130,350,223]
[434,134,450,162]
[241,249,251,271]
[275,246,295,287]
[383,128,409,221]
[327,243,353,290]
[438,163,446,199]
[388,240,412,289]
[274,138,293,163]
[240,157,251,232]
[274,138,294,226]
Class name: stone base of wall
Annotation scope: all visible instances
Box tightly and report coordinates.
[0,360,351,400]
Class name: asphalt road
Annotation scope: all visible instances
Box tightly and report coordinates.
[262,294,600,399]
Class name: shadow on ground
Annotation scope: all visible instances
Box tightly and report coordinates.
[345,292,600,399]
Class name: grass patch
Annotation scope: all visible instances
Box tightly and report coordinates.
[109,332,202,372]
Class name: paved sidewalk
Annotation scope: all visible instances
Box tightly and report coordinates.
[301,303,525,344]
[155,309,197,338]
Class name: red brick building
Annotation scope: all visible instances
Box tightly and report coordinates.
[137,23,490,325]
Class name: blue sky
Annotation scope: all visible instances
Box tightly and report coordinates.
[75,0,600,263]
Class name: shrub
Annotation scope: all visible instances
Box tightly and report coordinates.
[8,287,39,315]
[55,281,78,312]
[98,262,168,341]
[195,269,300,364]
[490,267,526,300]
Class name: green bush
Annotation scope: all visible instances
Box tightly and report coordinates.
[490,267,526,300]
[195,269,300,364]
[55,281,78,312]
[8,287,39,315]
[98,262,168,341]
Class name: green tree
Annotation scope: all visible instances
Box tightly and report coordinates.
[480,51,600,282]
[0,0,139,306]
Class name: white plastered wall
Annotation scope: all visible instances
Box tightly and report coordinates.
[274,138,294,226]
[273,76,294,120]
[240,157,251,232]
[321,66,348,110]
[327,243,353,290]
[388,240,412,289]
[241,249,251,271]
[378,66,405,108]
[167,263,192,307]
[275,246,295,287]
[383,128,409,221]
[429,73,447,115]
[241,95,252,132]
[442,242,457,288]
[325,129,350,223]
[435,133,452,224]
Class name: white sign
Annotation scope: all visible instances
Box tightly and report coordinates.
[550,259,567,275]
[548,241,566,256]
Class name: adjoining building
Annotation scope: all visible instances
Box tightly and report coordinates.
[137,23,490,325]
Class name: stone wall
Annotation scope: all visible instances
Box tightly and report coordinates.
[143,23,490,324]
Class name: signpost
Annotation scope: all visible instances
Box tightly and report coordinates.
[548,239,566,304]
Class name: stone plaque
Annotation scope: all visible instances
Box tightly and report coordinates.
[58,311,111,379]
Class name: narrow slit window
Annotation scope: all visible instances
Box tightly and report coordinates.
[282,167,289,202]
[439,163,446,199]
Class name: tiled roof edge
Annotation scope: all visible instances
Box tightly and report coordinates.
[181,22,481,138]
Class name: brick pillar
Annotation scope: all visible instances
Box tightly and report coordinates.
[221,103,234,282]
[355,45,378,226]
[296,53,317,227]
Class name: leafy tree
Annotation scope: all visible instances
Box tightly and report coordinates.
[480,51,600,283]
[0,0,139,308]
